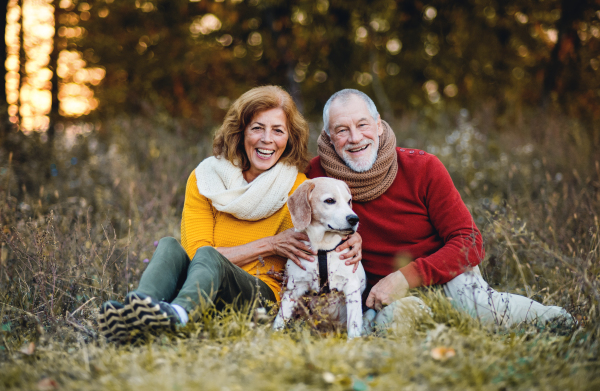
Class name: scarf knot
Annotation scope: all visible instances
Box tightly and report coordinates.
[195,156,299,221]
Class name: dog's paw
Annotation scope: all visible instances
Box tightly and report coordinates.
[272,315,285,331]
[347,327,362,339]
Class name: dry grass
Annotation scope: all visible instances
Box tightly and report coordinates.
[1,112,599,390]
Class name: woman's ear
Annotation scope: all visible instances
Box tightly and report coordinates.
[288,180,315,231]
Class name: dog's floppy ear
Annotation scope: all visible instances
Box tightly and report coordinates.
[288,180,315,231]
[342,181,352,207]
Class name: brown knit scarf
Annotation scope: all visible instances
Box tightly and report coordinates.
[317,120,398,202]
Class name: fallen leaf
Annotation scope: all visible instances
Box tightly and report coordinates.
[322,372,335,383]
[19,342,35,355]
[430,346,456,361]
[37,378,59,390]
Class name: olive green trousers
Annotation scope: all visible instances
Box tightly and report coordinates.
[135,237,276,313]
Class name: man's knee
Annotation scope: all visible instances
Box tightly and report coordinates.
[444,268,488,294]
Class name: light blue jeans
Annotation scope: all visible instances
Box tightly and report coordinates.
[442,265,571,326]
[363,265,572,333]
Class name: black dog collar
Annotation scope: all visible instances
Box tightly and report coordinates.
[317,239,347,292]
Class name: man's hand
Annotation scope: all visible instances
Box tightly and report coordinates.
[269,229,316,270]
[336,231,362,272]
[366,270,409,311]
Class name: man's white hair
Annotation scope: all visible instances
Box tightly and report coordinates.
[323,89,379,135]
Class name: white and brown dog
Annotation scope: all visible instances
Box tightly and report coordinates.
[273,177,367,338]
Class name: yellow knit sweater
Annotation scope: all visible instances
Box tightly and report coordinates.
[181,170,307,301]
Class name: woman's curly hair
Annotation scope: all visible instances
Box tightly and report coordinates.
[213,85,310,172]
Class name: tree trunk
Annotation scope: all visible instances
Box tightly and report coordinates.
[264,5,304,114]
[369,48,394,123]
[541,0,586,106]
[0,0,9,134]
[46,0,61,147]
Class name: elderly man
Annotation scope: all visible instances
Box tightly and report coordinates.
[307,89,572,329]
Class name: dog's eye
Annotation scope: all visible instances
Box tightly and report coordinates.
[324,198,336,204]
[348,200,352,206]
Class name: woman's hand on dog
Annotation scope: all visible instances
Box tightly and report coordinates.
[270,228,316,270]
[336,232,363,273]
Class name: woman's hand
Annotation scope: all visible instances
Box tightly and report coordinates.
[336,231,363,273]
[269,228,316,270]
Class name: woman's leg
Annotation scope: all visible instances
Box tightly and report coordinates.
[443,265,572,326]
[171,246,276,313]
[99,237,188,341]
[135,237,189,302]
[124,244,275,335]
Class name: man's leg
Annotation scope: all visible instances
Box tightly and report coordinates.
[443,265,572,326]
[171,246,276,313]
[361,297,431,335]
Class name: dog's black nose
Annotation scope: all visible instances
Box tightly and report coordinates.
[346,214,359,226]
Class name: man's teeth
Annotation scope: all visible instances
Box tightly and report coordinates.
[348,145,368,153]
[257,148,275,156]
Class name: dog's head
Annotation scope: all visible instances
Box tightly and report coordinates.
[288,177,359,235]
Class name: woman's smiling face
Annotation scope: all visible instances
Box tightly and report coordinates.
[243,107,289,183]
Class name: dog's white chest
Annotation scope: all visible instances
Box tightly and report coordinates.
[318,250,366,294]
[284,245,366,295]
[273,246,367,338]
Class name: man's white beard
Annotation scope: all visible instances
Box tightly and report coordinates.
[338,137,379,173]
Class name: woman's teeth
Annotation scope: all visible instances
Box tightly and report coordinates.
[256,148,275,157]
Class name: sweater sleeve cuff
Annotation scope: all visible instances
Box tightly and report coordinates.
[399,262,424,288]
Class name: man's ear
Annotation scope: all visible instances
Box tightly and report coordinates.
[288,180,315,231]
[376,114,384,136]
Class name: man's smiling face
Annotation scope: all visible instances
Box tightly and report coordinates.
[327,95,384,172]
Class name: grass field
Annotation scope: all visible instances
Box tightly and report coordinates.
[1,112,599,390]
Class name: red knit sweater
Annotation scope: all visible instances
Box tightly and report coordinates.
[306,148,484,289]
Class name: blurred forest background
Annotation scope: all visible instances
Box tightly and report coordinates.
[2,0,600,189]
[1,2,600,389]
[2,0,600,135]
[1,0,600,201]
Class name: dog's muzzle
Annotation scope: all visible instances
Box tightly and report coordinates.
[346,214,359,226]
[327,214,359,235]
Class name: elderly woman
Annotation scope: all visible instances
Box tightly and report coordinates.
[98,86,361,341]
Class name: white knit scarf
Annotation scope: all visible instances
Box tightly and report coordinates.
[195,156,298,221]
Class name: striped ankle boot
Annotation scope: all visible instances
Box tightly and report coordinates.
[98,300,128,342]
[124,292,181,336]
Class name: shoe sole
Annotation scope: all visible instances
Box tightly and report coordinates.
[124,292,174,334]
[98,302,128,342]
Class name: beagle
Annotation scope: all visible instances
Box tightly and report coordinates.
[273,178,367,338]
